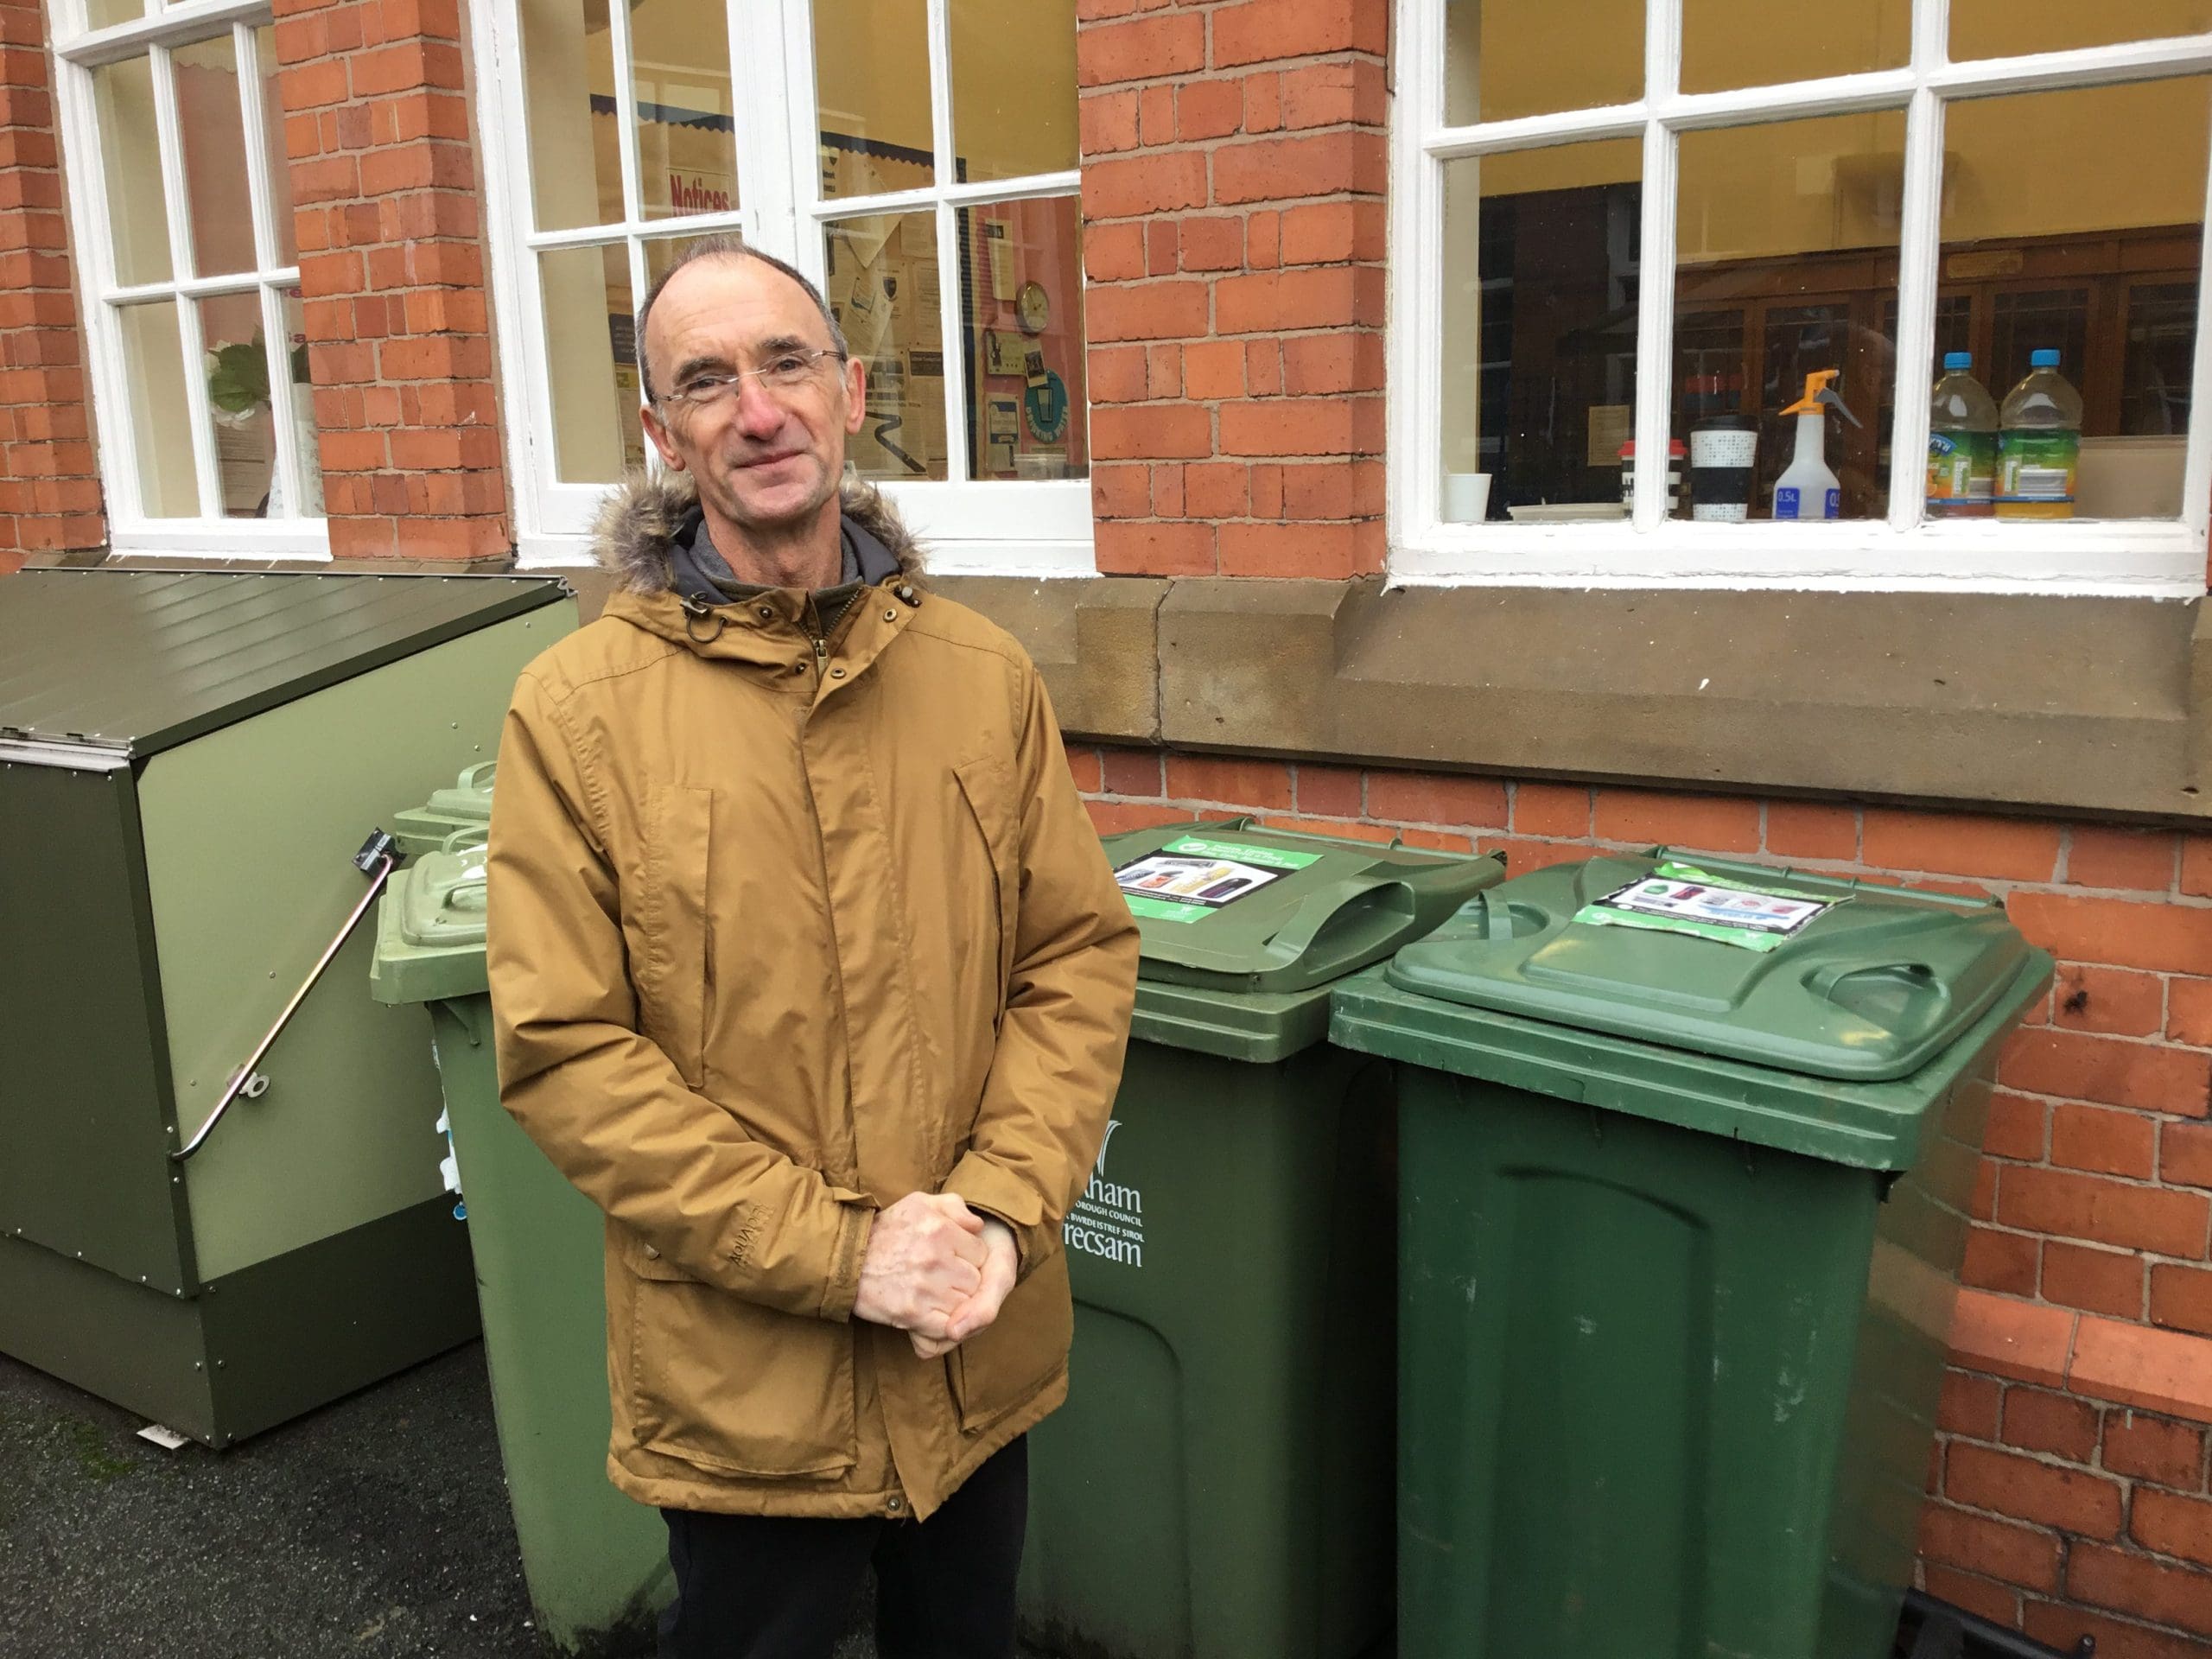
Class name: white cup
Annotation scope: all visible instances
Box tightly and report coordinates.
[1441,472,1491,524]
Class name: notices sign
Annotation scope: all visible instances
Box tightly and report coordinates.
[1113,836,1319,925]
[1577,861,1843,952]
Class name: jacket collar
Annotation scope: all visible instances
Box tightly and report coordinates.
[594,473,927,687]
[590,469,926,596]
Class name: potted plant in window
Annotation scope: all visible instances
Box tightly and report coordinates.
[206,333,320,517]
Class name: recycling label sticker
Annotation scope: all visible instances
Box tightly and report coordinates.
[1112,836,1320,925]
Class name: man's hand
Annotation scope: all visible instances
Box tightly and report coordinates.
[908,1217,1018,1359]
[855,1192,988,1338]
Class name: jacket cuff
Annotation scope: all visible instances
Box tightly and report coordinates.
[943,1153,1051,1279]
[819,1202,873,1322]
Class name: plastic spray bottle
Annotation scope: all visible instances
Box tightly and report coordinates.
[1772,370,1860,521]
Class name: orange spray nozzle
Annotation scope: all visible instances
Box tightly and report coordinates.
[1782,369,1861,429]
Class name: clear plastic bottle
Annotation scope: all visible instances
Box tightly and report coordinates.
[1927,351,1998,518]
[1997,349,2084,520]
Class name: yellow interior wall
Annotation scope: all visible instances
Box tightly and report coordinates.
[1950,0,2212,61]
[950,0,1078,181]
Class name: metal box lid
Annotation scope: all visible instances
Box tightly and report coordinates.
[0,570,566,761]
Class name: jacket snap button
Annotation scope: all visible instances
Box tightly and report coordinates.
[830,667,846,678]
[643,1244,659,1259]
[883,609,896,622]
[887,1496,903,1514]
[756,606,772,620]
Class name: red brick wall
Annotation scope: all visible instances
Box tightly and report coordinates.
[0,0,102,569]
[271,0,509,561]
[1077,0,1388,579]
[1073,745,2212,1652]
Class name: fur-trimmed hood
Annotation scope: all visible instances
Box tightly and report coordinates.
[590,470,927,594]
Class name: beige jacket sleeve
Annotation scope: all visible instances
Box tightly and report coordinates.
[486,672,872,1319]
[942,664,1141,1273]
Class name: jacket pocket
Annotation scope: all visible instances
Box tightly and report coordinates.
[637,784,715,1090]
[620,1234,858,1479]
[952,757,1019,1009]
[949,1246,1071,1435]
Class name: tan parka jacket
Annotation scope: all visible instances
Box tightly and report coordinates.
[485,475,1139,1520]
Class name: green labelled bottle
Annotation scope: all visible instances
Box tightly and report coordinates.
[1997,349,2083,520]
[1927,351,1997,518]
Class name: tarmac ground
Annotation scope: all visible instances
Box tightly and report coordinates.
[0,1340,928,1659]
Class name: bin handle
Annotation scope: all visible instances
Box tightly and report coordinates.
[455,760,498,792]
[1802,958,1952,1041]
[171,830,400,1164]
[1263,877,1420,969]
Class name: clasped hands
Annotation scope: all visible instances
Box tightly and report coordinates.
[853,1192,1018,1360]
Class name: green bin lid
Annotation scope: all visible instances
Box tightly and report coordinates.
[1329,949,2051,1171]
[368,842,489,1006]
[1103,819,1505,1062]
[391,761,497,856]
[1380,849,2042,1082]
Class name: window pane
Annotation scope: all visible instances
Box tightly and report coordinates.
[1942,79,2208,520]
[958,197,1084,480]
[518,0,625,231]
[255,28,297,265]
[117,301,197,516]
[825,213,946,480]
[173,35,256,280]
[84,0,147,29]
[950,0,1077,184]
[1676,113,1905,522]
[631,0,737,220]
[541,244,644,481]
[1440,141,1643,523]
[2124,283,2197,438]
[1446,0,1641,128]
[277,289,321,517]
[200,293,276,516]
[1681,0,1908,94]
[1952,0,2212,62]
[93,55,171,286]
[814,0,935,200]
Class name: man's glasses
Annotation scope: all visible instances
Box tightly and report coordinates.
[658,347,848,410]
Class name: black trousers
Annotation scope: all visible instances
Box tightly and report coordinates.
[658,1438,1027,1659]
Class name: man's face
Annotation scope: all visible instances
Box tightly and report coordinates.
[639,256,868,532]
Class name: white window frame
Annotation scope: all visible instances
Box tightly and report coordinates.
[474,0,1093,575]
[1388,0,2212,594]
[51,0,327,559]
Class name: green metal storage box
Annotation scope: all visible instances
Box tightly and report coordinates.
[0,569,575,1446]
[371,819,673,1653]
[1327,851,2055,1659]
[1020,822,1504,1659]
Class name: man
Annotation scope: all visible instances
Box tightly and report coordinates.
[486,235,1139,1658]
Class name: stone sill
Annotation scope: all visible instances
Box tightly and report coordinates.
[937,575,2212,825]
[34,552,2206,823]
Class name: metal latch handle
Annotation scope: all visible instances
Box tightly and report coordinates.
[170,830,400,1164]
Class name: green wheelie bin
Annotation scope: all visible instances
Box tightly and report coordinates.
[1325,850,2055,1659]
[1020,821,1505,1659]
[369,820,672,1653]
